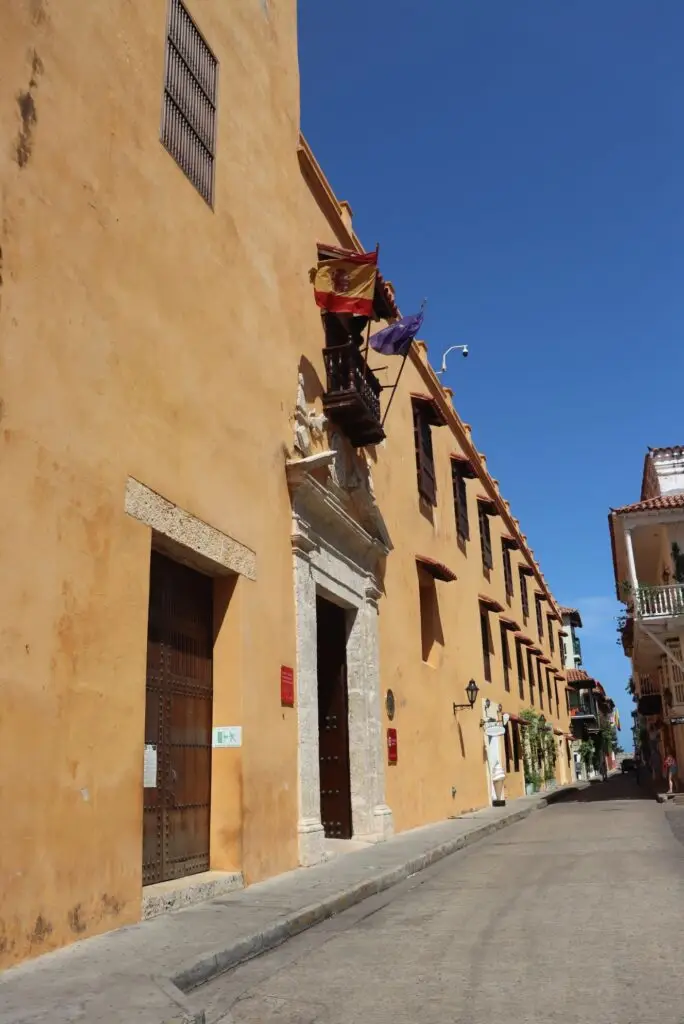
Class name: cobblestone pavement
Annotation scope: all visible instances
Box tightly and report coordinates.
[194,774,684,1024]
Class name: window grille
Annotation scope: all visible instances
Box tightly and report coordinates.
[161,0,218,205]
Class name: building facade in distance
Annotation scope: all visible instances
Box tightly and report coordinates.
[610,446,684,785]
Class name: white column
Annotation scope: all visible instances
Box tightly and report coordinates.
[624,525,639,596]
[293,534,326,866]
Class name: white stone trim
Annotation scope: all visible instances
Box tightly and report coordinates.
[288,465,392,866]
[125,478,256,580]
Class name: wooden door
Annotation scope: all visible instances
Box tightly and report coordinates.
[143,552,213,885]
[317,596,352,839]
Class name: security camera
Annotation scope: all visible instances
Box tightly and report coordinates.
[437,344,470,375]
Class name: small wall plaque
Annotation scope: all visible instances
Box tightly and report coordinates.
[281,666,295,707]
[386,689,396,721]
[213,726,242,749]
[387,727,398,764]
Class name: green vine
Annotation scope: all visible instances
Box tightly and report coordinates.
[672,542,684,584]
[520,708,557,789]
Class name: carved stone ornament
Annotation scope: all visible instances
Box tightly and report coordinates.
[294,372,326,456]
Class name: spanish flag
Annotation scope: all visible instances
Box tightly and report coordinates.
[313,249,378,318]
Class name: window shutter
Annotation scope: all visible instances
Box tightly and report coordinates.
[520,571,529,618]
[503,546,513,596]
[413,405,437,506]
[527,651,536,704]
[480,610,491,682]
[500,624,511,692]
[479,508,493,570]
[453,467,470,541]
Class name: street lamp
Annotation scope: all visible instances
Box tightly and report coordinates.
[453,679,479,714]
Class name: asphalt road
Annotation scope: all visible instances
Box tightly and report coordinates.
[196,775,684,1024]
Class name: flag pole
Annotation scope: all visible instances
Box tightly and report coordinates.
[380,298,427,428]
[361,243,380,378]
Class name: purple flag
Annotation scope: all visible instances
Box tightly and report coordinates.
[369,309,424,356]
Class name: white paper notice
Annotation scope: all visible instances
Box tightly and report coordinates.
[144,744,158,788]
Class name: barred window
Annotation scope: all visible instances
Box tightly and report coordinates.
[161,0,218,205]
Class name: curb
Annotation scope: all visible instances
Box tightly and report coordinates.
[172,789,582,997]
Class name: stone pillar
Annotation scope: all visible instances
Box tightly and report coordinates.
[347,607,373,836]
[292,527,326,866]
[363,583,393,840]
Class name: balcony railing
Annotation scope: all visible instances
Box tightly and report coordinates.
[322,344,385,448]
[636,584,684,619]
[638,674,660,696]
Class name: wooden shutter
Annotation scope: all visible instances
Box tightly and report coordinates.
[480,610,491,682]
[500,623,511,692]
[536,596,544,640]
[479,505,493,570]
[413,403,437,506]
[520,570,529,618]
[527,650,536,704]
[515,639,525,699]
[452,466,469,541]
[503,545,513,596]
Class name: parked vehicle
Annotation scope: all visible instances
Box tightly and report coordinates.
[621,758,636,773]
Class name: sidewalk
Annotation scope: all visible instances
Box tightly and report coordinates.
[0,786,582,1024]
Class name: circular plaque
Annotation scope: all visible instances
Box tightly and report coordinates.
[386,689,396,721]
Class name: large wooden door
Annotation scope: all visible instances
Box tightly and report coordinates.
[143,552,213,885]
[317,596,352,839]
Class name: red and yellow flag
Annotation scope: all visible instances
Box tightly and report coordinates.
[313,250,378,317]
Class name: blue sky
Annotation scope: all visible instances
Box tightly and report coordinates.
[298,1,684,745]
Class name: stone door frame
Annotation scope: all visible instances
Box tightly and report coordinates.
[288,466,393,867]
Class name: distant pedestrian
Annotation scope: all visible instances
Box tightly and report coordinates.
[664,752,677,794]
[635,754,641,785]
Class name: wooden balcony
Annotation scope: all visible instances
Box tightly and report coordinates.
[636,583,684,621]
[322,343,385,448]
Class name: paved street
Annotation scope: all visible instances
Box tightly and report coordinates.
[194,775,684,1024]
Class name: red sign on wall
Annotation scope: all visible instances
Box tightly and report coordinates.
[281,666,295,707]
[387,728,398,764]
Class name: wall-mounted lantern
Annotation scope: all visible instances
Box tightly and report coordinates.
[454,679,479,714]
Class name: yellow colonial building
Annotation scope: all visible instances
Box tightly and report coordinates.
[0,0,570,967]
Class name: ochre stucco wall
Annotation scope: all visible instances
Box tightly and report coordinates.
[0,0,311,966]
[0,0,570,969]
[368,345,570,828]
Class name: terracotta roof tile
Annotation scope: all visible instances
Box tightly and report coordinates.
[416,555,457,583]
[612,493,684,515]
[479,594,505,613]
[410,393,447,427]
[561,607,583,628]
[650,446,684,457]
[450,454,477,479]
[566,668,599,686]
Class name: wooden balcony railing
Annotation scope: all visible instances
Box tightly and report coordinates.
[636,584,684,619]
[322,344,385,448]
